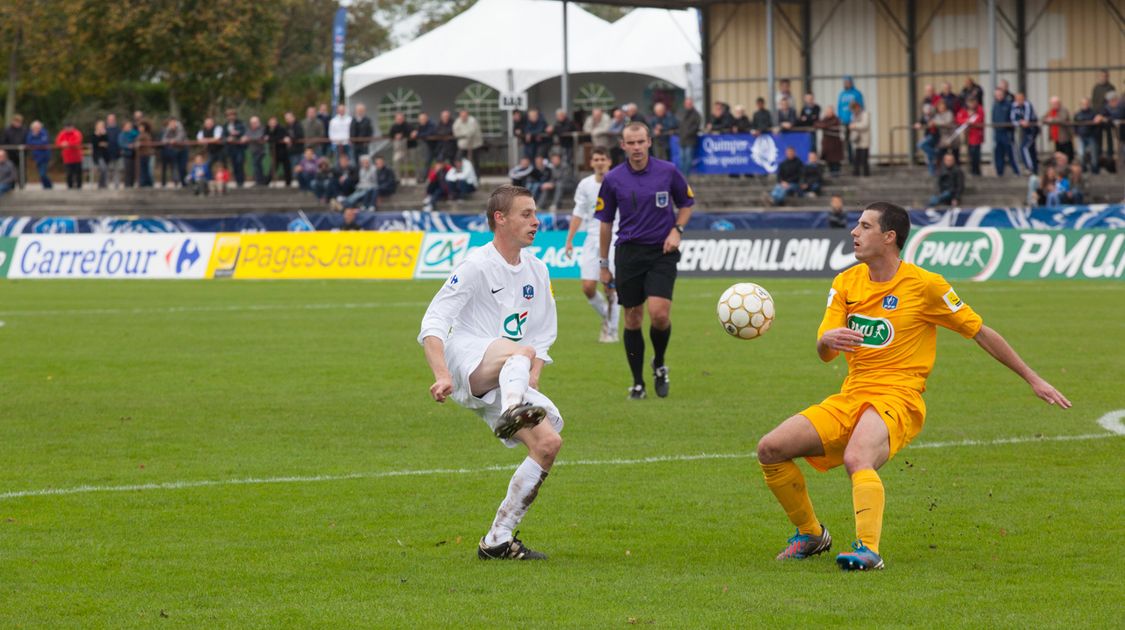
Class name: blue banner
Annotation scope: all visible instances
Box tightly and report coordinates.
[2,205,1122,236]
[671,132,812,175]
[331,7,347,110]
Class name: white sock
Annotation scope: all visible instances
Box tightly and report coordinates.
[607,291,620,330]
[499,354,532,411]
[586,292,608,319]
[485,457,548,546]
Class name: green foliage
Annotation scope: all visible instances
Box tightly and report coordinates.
[1,0,391,132]
[0,278,1121,626]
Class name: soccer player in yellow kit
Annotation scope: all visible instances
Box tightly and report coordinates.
[756,202,1071,571]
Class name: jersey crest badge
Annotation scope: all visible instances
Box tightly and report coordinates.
[449,274,459,286]
[655,191,669,208]
[523,284,534,300]
[595,197,605,212]
[882,295,899,310]
[942,288,964,312]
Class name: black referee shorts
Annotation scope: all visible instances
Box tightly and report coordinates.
[614,242,681,308]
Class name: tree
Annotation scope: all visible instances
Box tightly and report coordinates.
[74,0,283,117]
[0,0,92,123]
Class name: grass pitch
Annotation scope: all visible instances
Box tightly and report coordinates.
[1,278,1122,628]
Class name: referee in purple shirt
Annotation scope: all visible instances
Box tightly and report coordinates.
[595,121,695,399]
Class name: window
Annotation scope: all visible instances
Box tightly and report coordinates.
[378,87,423,133]
[454,83,503,135]
[574,83,616,112]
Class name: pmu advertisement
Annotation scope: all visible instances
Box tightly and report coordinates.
[903,228,1125,280]
[7,234,214,279]
[207,231,422,279]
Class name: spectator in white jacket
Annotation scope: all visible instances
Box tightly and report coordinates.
[328,103,353,163]
[445,155,478,199]
[453,110,484,165]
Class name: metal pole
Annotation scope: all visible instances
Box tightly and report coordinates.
[766,0,776,119]
[988,0,997,92]
[702,5,712,111]
[907,0,917,165]
[561,0,570,112]
[801,0,812,95]
[507,69,517,170]
[1016,0,1027,93]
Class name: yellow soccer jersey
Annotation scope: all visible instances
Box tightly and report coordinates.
[817,261,983,393]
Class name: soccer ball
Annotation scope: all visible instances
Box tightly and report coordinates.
[717,282,775,339]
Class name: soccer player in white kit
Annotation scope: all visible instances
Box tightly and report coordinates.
[419,185,564,561]
[565,146,620,342]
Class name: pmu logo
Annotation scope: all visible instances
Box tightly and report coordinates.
[164,239,201,274]
[904,227,1004,281]
[847,314,895,348]
[502,311,528,341]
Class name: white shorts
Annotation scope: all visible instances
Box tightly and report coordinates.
[579,234,616,282]
[445,335,564,448]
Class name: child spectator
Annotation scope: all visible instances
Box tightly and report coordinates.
[189,154,211,196]
[210,163,230,196]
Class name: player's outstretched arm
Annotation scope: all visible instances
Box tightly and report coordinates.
[817,327,864,362]
[973,325,1072,408]
[422,336,454,403]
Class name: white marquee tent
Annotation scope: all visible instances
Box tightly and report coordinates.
[343,0,611,98]
[343,0,702,102]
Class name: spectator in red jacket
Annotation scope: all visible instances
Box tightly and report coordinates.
[956,98,985,176]
[55,122,84,189]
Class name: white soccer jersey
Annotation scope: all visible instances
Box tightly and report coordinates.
[419,241,557,367]
[573,174,619,247]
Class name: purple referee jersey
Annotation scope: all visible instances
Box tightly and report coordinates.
[594,157,694,246]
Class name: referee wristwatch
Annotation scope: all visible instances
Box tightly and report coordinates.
[674,224,685,234]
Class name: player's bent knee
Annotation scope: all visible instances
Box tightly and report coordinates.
[842,451,874,475]
[513,344,536,360]
[531,432,562,462]
[756,436,784,464]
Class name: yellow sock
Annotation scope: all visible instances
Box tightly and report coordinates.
[761,461,822,536]
[851,469,885,553]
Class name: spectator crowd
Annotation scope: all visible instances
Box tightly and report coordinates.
[1,70,1122,211]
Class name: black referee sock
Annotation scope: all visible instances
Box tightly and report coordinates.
[623,328,646,386]
[650,324,671,368]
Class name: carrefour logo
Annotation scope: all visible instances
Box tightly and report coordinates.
[502,311,528,340]
[904,227,1004,281]
[847,314,895,348]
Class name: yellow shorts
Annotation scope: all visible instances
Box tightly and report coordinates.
[799,387,927,472]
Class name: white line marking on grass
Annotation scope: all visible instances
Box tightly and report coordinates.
[0,302,431,318]
[1,430,1121,502]
[1097,409,1125,435]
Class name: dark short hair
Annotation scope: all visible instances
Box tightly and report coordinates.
[590,146,609,158]
[865,202,911,250]
[487,185,534,232]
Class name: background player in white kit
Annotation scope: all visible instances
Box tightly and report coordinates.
[564,146,619,342]
[419,185,564,561]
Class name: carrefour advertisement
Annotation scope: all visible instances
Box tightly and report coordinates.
[206,231,422,279]
[904,228,1125,280]
[7,234,214,279]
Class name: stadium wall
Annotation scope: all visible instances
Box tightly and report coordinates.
[706,0,1125,158]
